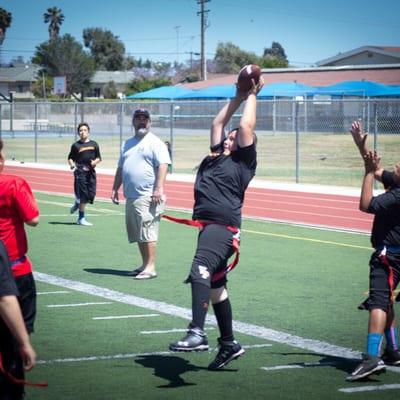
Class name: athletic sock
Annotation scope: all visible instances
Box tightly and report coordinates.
[367,333,383,357]
[212,298,234,342]
[384,327,399,351]
[190,282,210,331]
[79,211,84,220]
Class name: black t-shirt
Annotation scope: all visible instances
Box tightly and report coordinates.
[0,240,18,298]
[192,142,257,228]
[68,140,101,167]
[368,170,400,248]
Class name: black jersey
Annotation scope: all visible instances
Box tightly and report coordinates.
[192,141,256,228]
[368,170,400,248]
[68,140,101,168]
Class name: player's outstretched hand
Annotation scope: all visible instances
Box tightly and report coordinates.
[235,77,264,99]
[363,150,381,174]
[350,120,368,156]
[249,76,264,95]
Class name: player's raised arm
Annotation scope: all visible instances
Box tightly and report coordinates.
[237,77,264,148]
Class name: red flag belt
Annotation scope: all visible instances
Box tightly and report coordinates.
[379,252,395,307]
[162,215,240,282]
[0,353,48,388]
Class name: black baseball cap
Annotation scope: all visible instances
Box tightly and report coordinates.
[133,109,150,119]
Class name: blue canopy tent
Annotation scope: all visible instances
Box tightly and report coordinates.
[178,83,317,99]
[178,85,236,99]
[314,80,398,97]
[126,85,193,100]
[370,85,400,97]
[258,82,316,98]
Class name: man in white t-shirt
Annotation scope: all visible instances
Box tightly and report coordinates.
[111,109,171,279]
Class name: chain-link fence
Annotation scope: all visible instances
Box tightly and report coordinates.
[0,98,399,187]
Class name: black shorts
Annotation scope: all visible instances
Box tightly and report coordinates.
[0,321,24,400]
[186,224,235,289]
[366,250,400,312]
[15,273,36,334]
[74,167,96,204]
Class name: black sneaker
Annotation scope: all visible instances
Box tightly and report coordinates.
[382,348,400,366]
[169,327,209,352]
[208,338,245,370]
[346,354,386,381]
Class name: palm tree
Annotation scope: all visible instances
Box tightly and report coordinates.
[0,7,12,46]
[43,7,65,41]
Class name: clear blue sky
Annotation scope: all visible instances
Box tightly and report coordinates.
[1,0,399,67]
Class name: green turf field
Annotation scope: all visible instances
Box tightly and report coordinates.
[24,192,400,399]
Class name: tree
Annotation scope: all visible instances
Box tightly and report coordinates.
[126,76,172,96]
[214,42,259,73]
[43,7,65,41]
[103,81,118,99]
[31,74,53,99]
[259,57,289,69]
[32,34,95,98]
[262,41,288,67]
[83,28,126,71]
[0,7,12,46]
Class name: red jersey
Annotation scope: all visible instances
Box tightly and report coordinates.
[0,174,39,277]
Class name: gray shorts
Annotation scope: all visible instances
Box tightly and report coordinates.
[125,196,165,243]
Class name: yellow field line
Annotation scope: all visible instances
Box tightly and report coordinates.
[162,217,371,250]
[242,229,371,250]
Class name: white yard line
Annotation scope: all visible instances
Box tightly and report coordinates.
[261,361,340,371]
[93,314,159,320]
[37,291,70,295]
[34,271,399,377]
[338,384,400,393]
[47,301,113,308]
[36,344,272,365]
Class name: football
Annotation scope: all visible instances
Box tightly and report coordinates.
[237,64,261,91]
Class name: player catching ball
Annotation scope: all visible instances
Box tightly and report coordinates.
[168,66,264,370]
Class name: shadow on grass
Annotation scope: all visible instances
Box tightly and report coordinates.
[271,352,386,382]
[48,221,77,226]
[84,268,133,277]
[135,355,204,388]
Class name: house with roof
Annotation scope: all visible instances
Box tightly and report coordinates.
[88,70,136,99]
[0,65,136,100]
[0,64,40,100]
[316,46,400,66]
[182,46,400,90]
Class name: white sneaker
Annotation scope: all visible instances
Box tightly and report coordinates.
[77,218,92,226]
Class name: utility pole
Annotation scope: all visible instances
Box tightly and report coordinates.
[197,0,210,81]
[174,25,181,64]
